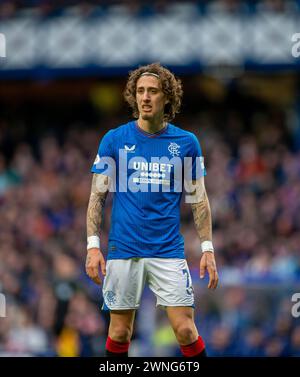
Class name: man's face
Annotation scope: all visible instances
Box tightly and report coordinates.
[136,75,168,121]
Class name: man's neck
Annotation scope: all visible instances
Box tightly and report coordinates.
[137,118,166,134]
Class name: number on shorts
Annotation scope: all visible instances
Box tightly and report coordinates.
[182,269,193,296]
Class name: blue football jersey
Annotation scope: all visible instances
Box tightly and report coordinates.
[91,120,206,260]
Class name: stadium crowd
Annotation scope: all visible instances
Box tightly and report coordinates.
[0,104,300,356]
[0,0,299,20]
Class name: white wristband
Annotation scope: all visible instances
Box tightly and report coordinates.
[201,241,214,253]
[87,236,100,250]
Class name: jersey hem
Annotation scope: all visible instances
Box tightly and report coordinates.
[106,253,185,260]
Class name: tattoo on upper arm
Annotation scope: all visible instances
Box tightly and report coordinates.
[86,174,109,238]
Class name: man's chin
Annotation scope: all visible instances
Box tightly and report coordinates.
[141,113,153,120]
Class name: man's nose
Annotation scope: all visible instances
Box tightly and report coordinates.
[142,91,150,101]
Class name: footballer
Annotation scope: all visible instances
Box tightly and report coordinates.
[85,62,219,357]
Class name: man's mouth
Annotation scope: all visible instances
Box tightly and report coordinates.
[142,105,152,110]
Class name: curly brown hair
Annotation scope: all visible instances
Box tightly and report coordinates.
[123,62,183,122]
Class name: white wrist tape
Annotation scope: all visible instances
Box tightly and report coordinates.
[87,236,100,250]
[201,241,214,253]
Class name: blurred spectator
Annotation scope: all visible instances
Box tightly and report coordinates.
[289,326,300,357]
[0,0,299,20]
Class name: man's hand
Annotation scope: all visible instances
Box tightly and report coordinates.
[200,251,219,290]
[85,248,106,285]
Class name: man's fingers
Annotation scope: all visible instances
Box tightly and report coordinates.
[200,267,206,279]
[88,273,101,285]
[199,254,219,289]
[92,275,102,285]
[212,270,219,289]
[209,270,217,289]
[199,256,206,279]
[207,268,214,289]
[86,266,102,285]
[85,250,106,285]
[214,273,219,289]
[99,254,106,276]
[207,267,218,289]
[91,266,100,279]
[90,272,102,285]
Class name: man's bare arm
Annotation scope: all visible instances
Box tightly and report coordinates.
[187,177,219,290]
[189,179,212,245]
[87,173,109,239]
[86,173,110,285]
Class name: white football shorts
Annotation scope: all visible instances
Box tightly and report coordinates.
[102,258,194,310]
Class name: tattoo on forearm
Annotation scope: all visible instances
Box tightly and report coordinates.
[86,174,109,238]
[191,190,212,243]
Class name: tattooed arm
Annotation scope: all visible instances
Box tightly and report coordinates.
[85,173,110,285]
[187,177,219,290]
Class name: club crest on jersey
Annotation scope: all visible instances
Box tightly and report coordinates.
[124,144,136,153]
[168,142,180,157]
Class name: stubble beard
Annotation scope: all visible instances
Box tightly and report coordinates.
[141,113,153,120]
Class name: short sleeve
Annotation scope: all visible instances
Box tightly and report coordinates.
[190,134,207,180]
[91,130,116,178]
